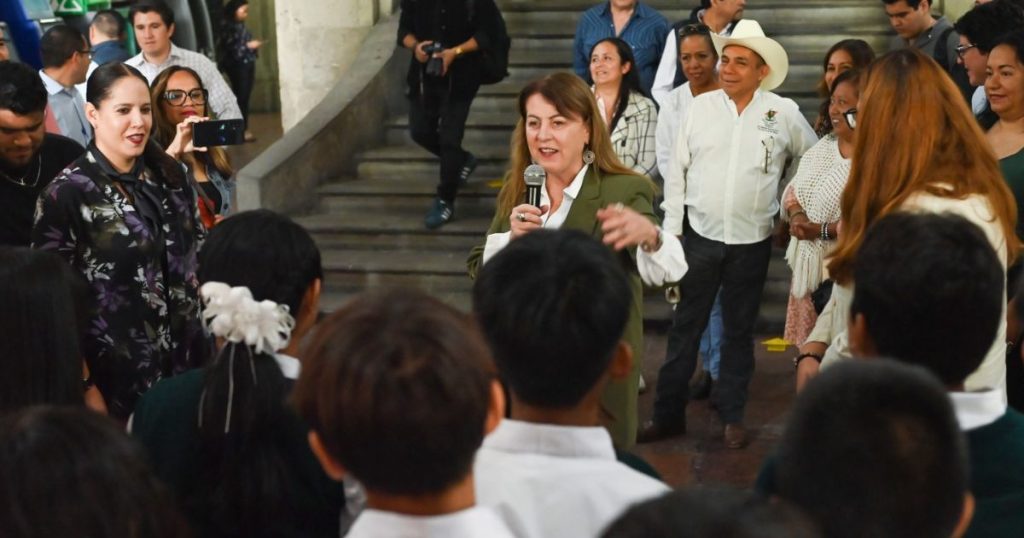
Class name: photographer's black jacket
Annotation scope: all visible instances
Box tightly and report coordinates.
[398,0,503,99]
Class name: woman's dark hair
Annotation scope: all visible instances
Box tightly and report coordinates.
[86,62,148,107]
[0,248,88,413]
[192,210,323,536]
[591,37,647,133]
[0,406,189,538]
[816,39,875,135]
[677,23,716,58]
[224,0,249,20]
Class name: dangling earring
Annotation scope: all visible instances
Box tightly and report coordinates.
[583,146,596,165]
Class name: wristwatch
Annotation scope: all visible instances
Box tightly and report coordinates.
[793,353,823,369]
[641,228,663,253]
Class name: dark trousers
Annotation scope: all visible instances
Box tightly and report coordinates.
[408,79,478,203]
[225,61,256,128]
[653,230,772,425]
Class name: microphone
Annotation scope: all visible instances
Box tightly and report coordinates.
[524,164,545,208]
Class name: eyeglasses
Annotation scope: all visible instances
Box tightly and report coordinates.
[843,108,857,130]
[956,43,977,58]
[162,89,208,106]
[78,49,94,59]
[680,24,711,36]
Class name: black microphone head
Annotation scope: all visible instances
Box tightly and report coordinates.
[524,164,546,187]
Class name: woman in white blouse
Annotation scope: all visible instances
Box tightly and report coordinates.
[655,23,719,180]
[589,37,659,177]
[781,68,861,347]
[467,73,687,448]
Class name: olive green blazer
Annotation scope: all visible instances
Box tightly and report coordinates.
[467,167,660,449]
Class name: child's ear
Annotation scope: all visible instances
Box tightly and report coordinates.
[607,341,633,380]
[307,431,346,482]
[485,379,506,435]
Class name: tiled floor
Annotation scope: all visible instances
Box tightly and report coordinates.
[634,328,796,489]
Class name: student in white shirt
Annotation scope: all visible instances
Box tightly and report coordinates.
[472,229,670,538]
[125,0,243,121]
[292,288,513,538]
[642,20,816,449]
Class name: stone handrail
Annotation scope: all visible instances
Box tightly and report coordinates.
[235,14,405,214]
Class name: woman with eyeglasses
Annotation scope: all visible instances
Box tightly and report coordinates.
[31,63,206,420]
[589,37,659,177]
[781,69,860,356]
[812,40,874,138]
[150,66,234,229]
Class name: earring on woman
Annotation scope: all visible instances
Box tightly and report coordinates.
[583,146,596,165]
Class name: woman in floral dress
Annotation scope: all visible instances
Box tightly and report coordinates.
[32,63,205,420]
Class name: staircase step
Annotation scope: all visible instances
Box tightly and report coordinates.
[497,0,877,11]
[502,7,887,38]
[294,210,493,237]
[316,176,501,197]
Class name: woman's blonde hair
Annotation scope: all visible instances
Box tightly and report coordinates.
[827,49,1019,283]
[149,66,233,178]
[496,72,642,218]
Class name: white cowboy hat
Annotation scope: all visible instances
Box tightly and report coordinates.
[711,19,789,91]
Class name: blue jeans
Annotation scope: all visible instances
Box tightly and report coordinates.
[653,232,772,425]
[699,292,723,380]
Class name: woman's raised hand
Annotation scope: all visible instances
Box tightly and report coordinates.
[165,116,209,161]
[596,202,659,251]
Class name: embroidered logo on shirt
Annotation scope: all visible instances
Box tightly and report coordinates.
[758,109,780,135]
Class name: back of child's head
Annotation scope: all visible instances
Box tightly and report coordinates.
[472,229,632,408]
[293,288,496,495]
[775,360,969,538]
[0,406,188,538]
[601,487,819,538]
[851,212,1003,385]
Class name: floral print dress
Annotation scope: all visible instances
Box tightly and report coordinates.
[32,148,206,419]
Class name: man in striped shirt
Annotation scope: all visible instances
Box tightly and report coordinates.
[125,0,242,121]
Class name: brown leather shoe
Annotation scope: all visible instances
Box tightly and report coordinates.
[724,423,747,449]
[637,419,686,444]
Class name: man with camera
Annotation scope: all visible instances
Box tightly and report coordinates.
[398,0,504,229]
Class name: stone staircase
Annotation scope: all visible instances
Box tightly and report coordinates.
[295,0,892,333]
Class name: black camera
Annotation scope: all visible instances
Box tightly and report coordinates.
[423,42,445,77]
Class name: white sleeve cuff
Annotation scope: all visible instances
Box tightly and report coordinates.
[482,231,512,266]
[636,230,688,286]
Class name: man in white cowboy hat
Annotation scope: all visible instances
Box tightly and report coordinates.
[640,19,816,449]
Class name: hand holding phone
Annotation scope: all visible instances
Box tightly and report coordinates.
[192,119,246,147]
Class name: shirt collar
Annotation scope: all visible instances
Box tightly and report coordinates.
[38,70,70,95]
[134,42,183,67]
[274,353,301,380]
[482,419,617,460]
[563,164,589,201]
[348,507,511,538]
[949,389,1006,431]
[600,2,645,18]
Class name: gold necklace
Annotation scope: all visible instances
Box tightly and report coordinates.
[0,155,42,188]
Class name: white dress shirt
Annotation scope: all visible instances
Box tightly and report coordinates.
[39,70,92,147]
[345,506,515,538]
[661,89,817,243]
[950,389,1006,432]
[973,85,988,116]
[474,420,670,538]
[655,81,695,179]
[481,165,688,286]
[126,44,243,120]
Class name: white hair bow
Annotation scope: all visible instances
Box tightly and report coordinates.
[200,282,295,354]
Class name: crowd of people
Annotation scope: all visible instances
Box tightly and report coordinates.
[2,0,1024,536]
